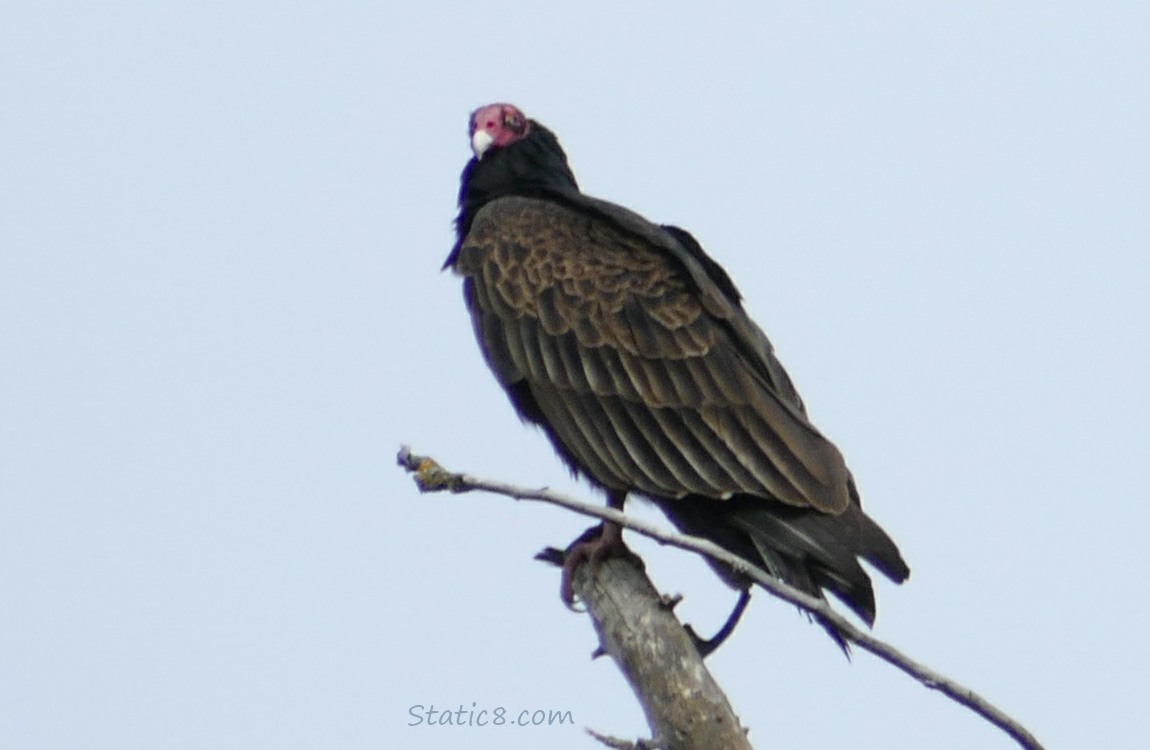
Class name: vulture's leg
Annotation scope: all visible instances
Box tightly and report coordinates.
[560,490,634,606]
[684,588,752,657]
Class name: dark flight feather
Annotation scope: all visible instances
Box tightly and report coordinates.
[449,108,908,644]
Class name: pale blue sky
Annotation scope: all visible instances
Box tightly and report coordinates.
[2,3,1148,749]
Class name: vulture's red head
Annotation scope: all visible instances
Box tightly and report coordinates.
[452,102,579,250]
[469,103,530,159]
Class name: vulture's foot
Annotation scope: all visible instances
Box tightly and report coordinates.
[559,521,638,607]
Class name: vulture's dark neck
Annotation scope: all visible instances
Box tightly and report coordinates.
[447,122,579,268]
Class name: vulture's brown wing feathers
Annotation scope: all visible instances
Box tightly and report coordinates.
[458,196,846,508]
[455,195,908,634]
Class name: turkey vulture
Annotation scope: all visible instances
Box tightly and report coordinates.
[446,103,908,647]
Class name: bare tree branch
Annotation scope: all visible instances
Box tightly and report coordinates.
[397,445,1046,750]
[570,548,754,749]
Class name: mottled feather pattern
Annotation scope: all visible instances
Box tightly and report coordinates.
[458,196,847,512]
[465,202,707,359]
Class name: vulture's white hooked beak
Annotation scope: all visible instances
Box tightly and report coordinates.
[471,129,494,160]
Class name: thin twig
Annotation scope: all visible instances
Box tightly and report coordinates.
[586,727,666,749]
[397,445,1046,750]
